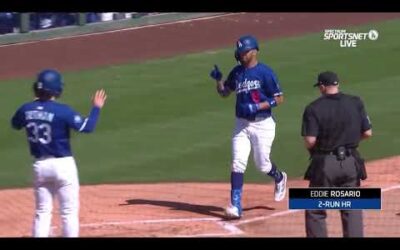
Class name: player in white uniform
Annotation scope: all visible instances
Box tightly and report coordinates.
[11,69,107,237]
[210,35,287,218]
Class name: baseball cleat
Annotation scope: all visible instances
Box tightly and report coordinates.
[274,172,287,201]
[224,204,242,219]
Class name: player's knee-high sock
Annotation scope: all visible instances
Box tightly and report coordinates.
[231,172,243,211]
[267,162,283,183]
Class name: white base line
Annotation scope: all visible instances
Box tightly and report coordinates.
[49,184,400,237]
[234,210,300,226]
[49,217,220,236]
[172,221,244,237]
[175,232,237,238]
[0,13,244,48]
[77,217,219,229]
[217,221,244,235]
[234,184,400,226]
[49,216,245,237]
[382,185,400,192]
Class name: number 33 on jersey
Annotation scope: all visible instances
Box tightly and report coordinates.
[12,101,98,158]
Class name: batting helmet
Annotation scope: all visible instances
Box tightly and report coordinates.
[235,35,259,54]
[33,69,64,97]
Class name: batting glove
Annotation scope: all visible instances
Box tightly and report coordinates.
[210,65,223,81]
[246,103,260,115]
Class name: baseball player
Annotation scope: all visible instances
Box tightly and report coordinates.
[11,69,107,237]
[210,35,287,219]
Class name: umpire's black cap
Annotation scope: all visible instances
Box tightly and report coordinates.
[314,71,339,87]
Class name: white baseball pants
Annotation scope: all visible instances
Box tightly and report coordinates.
[32,156,79,237]
[231,117,276,174]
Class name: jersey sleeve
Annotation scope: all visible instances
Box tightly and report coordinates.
[224,67,238,91]
[64,106,100,133]
[301,105,319,137]
[357,97,372,132]
[11,107,25,130]
[263,70,283,97]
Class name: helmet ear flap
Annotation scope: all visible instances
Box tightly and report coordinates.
[33,81,38,96]
[33,81,42,96]
[234,50,240,60]
[234,50,241,65]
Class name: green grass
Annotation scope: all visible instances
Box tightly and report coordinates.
[1,19,399,188]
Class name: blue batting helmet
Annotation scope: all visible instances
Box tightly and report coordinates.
[235,35,259,54]
[33,69,64,96]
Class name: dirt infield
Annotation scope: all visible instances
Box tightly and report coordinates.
[1,13,400,237]
[1,156,399,237]
[1,13,400,80]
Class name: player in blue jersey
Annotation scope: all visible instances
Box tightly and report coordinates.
[11,69,107,237]
[210,35,287,219]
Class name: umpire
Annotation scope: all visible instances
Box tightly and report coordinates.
[301,71,372,237]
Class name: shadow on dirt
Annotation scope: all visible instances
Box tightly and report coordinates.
[120,199,275,219]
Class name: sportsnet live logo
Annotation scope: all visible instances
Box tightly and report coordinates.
[324,29,379,47]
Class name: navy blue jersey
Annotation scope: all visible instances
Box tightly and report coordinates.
[11,100,100,158]
[225,62,282,120]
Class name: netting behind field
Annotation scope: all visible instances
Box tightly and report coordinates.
[1,157,399,237]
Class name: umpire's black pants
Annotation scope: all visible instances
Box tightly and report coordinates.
[305,154,363,238]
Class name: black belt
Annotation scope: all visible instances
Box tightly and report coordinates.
[315,147,355,156]
[35,155,68,160]
[240,114,271,122]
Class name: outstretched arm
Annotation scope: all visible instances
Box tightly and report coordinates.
[70,89,107,133]
[80,89,107,133]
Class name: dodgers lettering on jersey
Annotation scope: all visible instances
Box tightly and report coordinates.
[11,100,100,159]
[225,63,283,120]
[237,79,261,94]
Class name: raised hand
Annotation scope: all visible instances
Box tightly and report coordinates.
[92,89,107,108]
[210,65,223,81]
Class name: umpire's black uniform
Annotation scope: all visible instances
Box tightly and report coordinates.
[301,71,372,237]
